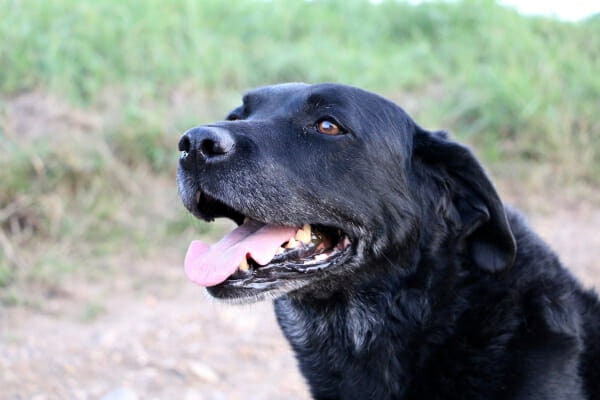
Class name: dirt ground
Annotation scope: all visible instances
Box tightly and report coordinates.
[2,196,600,400]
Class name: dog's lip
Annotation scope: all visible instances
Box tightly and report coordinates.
[187,189,245,224]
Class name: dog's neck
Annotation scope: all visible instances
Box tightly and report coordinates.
[273,255,485,399]
[275,253,451,348]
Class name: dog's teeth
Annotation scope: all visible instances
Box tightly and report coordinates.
[285,237,299,249]
[295,224,312,244]
[243,217,251,224]
[195,192,201,204]
[314,253,329,261]
[276,247,285,255]
[343,237,351,248]
[239,258,249,271]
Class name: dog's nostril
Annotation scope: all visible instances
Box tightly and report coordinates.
[196,127,234,159]
[178,134,194,170]
[200,138,228,157]
[179,135,191,153]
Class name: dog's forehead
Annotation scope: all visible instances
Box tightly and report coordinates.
[247,82,310,97]
[244,83,309,107]
[242,83,374,116]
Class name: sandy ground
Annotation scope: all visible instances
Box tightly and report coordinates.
[1,267,309,400]
[2,199,600,400]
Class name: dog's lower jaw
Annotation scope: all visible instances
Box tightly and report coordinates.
[205,263,358,304]
[206,279,310,305]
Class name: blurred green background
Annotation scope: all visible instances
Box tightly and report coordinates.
[1,0,599,296]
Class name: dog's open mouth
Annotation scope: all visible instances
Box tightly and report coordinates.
[184,191,353,291]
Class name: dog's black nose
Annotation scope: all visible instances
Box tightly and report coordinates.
[178,126,235,169]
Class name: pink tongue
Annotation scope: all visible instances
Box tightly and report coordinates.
[184,220,297,287]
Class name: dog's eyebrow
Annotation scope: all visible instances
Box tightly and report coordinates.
[240,93,257,114]
[241,93,266,112]
[305,93,336,113]
[306,93,325,107]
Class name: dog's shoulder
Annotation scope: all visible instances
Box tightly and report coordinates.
[502,207,587,333]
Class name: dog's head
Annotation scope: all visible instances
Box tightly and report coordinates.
[177,83,516,302]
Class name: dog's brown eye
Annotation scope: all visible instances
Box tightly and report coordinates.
[317,119,342,135]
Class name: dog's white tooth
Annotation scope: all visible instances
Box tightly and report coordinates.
[285,237,298,249]
[243,217,251,224]
[195,192,201,204]
[295,224,312,244]
[314,253,329,261]
[276,247,285,255]
[343,237,351,248]
[239,258,249,271]
[303,224,312,239]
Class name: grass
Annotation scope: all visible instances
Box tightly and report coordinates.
[0,0,599,294]
[3,0,597,171]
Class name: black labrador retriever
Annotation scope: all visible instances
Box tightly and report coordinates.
[177,83,600,400]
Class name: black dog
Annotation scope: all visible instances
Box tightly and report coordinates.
[177,83,600,399]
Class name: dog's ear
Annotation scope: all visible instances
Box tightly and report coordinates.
[413,128,516,272]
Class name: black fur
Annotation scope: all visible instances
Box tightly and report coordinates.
[177,83,600,399]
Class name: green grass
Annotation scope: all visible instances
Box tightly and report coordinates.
[1,0,597,168]
[0,0,599,293]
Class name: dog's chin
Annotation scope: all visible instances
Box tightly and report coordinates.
[204,245,356,304]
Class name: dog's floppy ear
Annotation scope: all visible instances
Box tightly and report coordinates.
[413,129,516,272]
